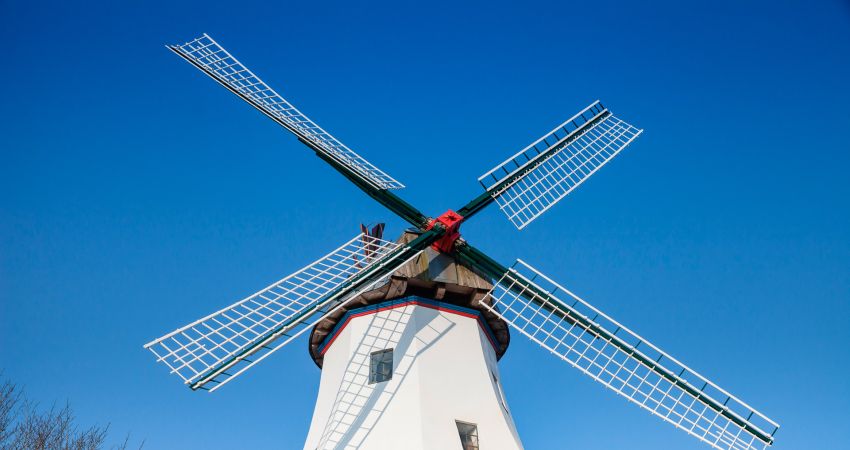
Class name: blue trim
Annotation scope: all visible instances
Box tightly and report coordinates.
[317,296,498,355]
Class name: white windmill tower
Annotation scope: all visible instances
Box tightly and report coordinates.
[144,34,780,450]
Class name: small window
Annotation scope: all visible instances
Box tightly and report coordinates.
[369,348,393,384]
[455,420,479,450]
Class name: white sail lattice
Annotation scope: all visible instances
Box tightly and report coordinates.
[170,34,404,191]
[480,101,642,229]
[481,260,779,450]
[144,234,406,391]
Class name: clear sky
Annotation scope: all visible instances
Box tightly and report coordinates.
[2,1,849,448]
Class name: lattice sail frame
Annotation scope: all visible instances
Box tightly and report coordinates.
[479,101,642,229]
[169,34,404,191]
[144,234,418,392]
[481,260,779,450]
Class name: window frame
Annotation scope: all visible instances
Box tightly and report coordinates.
[455,420,479,450]
[369,348,394,384]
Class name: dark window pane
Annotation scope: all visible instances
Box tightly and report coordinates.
[456,421,479,450]
[369,348,393,384]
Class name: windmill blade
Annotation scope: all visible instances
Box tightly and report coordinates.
[477,101,642,229]
[168,33,404,191]
[480,260,779,450]
[144,233,426,392]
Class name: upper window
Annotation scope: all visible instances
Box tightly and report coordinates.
[369,348,393,384]
[455,420,479,450]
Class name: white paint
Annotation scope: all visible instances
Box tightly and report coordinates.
[303,299,523,450]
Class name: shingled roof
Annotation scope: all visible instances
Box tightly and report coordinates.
[307,230,510,368]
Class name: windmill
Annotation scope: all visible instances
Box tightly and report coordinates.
[144,34,780,450]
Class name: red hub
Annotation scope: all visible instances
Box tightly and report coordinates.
[426,210,464,253]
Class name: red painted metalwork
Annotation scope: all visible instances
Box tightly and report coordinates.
[426,210,464,253]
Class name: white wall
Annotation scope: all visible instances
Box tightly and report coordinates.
[303,299,523,450]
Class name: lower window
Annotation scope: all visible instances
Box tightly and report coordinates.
[455,420,479,450]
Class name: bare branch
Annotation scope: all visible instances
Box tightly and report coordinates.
[0,372,142,450]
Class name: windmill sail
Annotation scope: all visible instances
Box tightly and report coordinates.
[479,101,642,229]
[480,260,779,450]
[168,34,404,191]
[144,233,423,392]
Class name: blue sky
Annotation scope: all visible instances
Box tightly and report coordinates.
[1,0,849,448]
